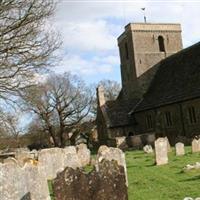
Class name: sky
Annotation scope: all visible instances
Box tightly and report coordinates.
[51,0,200,85]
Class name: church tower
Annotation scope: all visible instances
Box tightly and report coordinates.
[118,23,183,99]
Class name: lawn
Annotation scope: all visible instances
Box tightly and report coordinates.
[126,147,200,200]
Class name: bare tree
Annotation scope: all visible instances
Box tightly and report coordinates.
[98,79,121,101]
[91,79,121,116]
[0,111,23,145]
[22,73,93,147]
[0,0,60,101]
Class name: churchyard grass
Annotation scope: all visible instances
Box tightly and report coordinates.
[126,146,200,200]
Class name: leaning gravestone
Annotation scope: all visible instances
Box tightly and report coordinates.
[192,138,200,153]
[52,146,128,200]
[155,137,168,165]
[175,142,185,156]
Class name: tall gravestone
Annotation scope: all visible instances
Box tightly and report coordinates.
[155,137,168,165]
[175,142,185,156]
[192,138,200,153]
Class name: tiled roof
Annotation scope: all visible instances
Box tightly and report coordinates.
[134,41,200,112]
[104,97,139,128]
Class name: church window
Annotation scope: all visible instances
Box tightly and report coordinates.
[158,36,165,52]
[165,111,173,127]
[146,114,153,129]
[188,106,197,124]
[125,42,129,59]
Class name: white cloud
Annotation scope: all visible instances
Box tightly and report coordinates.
[55,54,115,75]
[55,20,117,52]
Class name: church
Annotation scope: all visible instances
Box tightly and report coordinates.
[96,22,200,148]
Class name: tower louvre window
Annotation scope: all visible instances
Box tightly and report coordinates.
[158,36,165,52]
[125,42,129,59]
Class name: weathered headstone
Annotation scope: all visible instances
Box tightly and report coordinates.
[0,162,29,200]
[76,143,90,167]
[175,142,185,156]
[155,137,168,165]
[24,162,50,200]
[192,138,200,153]
[38,148,64,179]
[96,145,128,186]
[143,145,153,154]
[116,136,128,150]
[63,146,82,169]
[52,156,128,200]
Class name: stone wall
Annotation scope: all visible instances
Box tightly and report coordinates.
[134,98,200,145]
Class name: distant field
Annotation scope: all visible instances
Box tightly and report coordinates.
[126,147,200,200]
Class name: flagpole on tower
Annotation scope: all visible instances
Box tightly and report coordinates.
[141,8,147,23]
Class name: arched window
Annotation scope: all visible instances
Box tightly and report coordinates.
[158,36,165,52]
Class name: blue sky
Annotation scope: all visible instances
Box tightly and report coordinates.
[51,0,200,85]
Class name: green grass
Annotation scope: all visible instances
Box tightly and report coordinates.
[126,147,200,200]
[48,180,55,200]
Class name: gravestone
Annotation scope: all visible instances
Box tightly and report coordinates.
[0,162,29,200]
[76,143,90,167]
[38,148,64,179]
[155,137,168,165]
[175,142,185,156]
[115,136,128,150]
[63,146,81,169]
[143,145,153,154]
[52,156,128,200]
[192,138,200,153]
[96,145,128,186]
[24,162,50,200]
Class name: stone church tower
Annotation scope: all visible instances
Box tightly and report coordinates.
[118,23,183,99]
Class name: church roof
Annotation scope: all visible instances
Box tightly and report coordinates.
[104,97,139,128]
[134,41,200,113]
